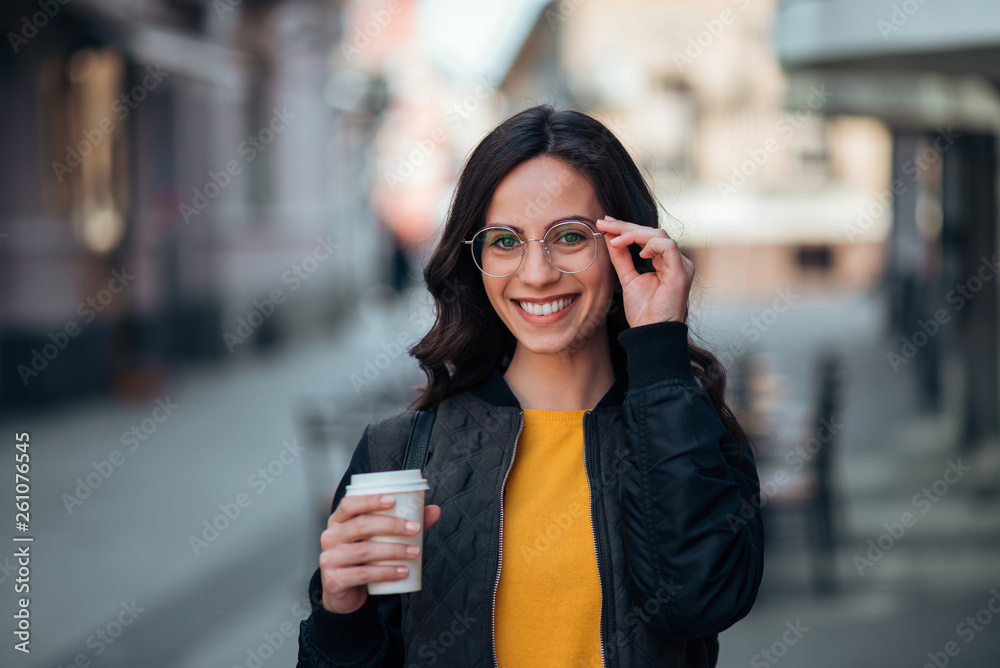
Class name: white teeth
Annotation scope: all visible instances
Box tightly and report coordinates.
[517,296,575,316]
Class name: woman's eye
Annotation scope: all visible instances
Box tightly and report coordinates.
[553,230,583,244]
[491,234,518,248]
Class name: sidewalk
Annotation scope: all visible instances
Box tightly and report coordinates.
[712,289,1000,668]
[0,290,428,668]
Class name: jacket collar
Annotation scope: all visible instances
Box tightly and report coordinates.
[469,366,626,409]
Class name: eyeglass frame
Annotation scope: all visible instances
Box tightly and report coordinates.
[463,218,606,278]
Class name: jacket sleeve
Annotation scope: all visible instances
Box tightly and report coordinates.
[617,321,764,639]
[297,427,405,668]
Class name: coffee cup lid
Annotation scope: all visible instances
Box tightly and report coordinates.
[345,469,429,495]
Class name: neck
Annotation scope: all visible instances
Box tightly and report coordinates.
[502,328,616,410]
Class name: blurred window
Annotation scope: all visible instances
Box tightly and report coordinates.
[39,48,129,255]
[794,117,829,186]
[795,244,833,271]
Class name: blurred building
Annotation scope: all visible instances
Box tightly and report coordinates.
[351,0,893,308]
[556,0,895,305]
[774,0,1000,458]
[0,0,383,409]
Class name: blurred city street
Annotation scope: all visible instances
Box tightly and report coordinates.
[3,0,1000,666]
[1,285,997,667]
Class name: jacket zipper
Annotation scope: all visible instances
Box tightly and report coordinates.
[491,412,524,668]
[583,410,608,668]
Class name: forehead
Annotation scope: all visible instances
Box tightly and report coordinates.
[485,156,601,231]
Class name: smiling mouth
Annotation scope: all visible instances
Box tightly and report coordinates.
[515,295,578,316]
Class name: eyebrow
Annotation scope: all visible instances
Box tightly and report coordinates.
[488,215,597,235]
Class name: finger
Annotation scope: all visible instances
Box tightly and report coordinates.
[595,215,647,233]
[331,493,395,525]
[606,227,670,250]
[605,232,640,287]
[323,563,410,591]
[637,236,680,260]
[424,504,442,529]
[326,539,421,568]
[339,512,421,543]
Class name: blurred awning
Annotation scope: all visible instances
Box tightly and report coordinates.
[125,26,251,93]
[774,0,1000,85]
[416,0,552,86]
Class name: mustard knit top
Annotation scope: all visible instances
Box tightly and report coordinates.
[494,408,602,667]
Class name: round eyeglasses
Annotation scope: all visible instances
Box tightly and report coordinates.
[463,220,604,278]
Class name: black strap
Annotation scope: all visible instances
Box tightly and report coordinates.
[402,409,436,471]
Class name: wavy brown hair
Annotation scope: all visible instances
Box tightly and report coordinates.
[408,105,750,451]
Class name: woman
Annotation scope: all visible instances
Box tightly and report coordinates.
[297,105,763,668]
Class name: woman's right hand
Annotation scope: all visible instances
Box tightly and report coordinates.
[319,493,442,615]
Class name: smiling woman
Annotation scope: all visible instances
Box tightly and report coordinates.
[297,105,764,668]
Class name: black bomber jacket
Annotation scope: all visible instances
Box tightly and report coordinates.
[297,321,764,667]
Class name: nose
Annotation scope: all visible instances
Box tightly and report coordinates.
[517,239,560,286]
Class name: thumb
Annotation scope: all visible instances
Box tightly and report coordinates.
[424,504,442,529]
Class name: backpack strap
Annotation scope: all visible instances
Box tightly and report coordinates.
[402,409,436,471]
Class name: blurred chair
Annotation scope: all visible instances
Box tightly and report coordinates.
[760,349,846,595]
[295,376,422,541]
[297,399,358,536]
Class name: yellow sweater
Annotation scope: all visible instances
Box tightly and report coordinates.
[494,409,603,668]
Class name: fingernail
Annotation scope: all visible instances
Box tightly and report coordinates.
[406,546,420,557]
[396,566,408,575]
[380,495,395,505]
[406,521,420,533]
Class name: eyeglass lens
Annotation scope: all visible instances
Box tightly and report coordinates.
[470,221,597,277]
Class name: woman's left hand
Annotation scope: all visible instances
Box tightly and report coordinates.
[596,216,695,328]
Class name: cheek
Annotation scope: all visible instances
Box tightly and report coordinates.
[482,277,508,314]
[593,258,616,303]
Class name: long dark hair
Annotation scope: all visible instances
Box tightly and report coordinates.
[409,105,750,451]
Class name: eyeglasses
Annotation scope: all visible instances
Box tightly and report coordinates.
[463,220,604,278]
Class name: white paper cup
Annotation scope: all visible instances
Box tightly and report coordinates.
[344,469,430,595]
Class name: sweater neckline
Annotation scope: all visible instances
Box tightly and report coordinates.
[522,408,589,424]
[469,367,626,409]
